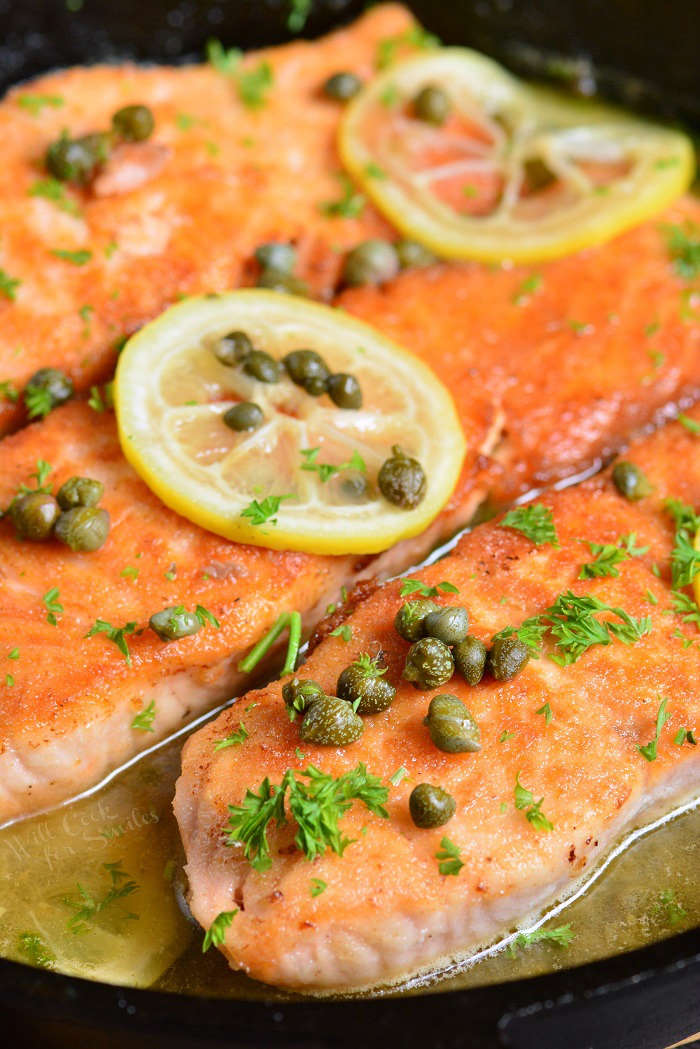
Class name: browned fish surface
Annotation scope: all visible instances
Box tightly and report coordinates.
[175,409,700,991]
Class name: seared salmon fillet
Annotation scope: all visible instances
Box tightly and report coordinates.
[175,408,700,992]
[0,4,411,433]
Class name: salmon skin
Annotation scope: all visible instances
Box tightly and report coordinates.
[0,4,409,433]
[175,408,700,993]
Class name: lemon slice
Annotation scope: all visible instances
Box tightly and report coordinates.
[339,49,694,263]
[115,291,465,555]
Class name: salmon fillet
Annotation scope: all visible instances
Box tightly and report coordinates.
[175,408,700,992]
[0,4,411,433]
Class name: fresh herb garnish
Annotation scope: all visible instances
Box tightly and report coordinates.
[131,700,156,732]
[664,499,700,588]
[679,414,700,435]
[238,62,273,108]
[8,648,19,660]
[636,696,669,761]
[491,617,548,656]
[389,766,408,786]
[195,604,220,629]
[0,269,21,301]
[330,623,352,642]
[202,909,238,952]
[399,578,459,598]
[543,591,651,665]
[85,619,138,665]
[287,0,312,32]
[0,380,19,404]
[578,541,630,579]
[17,93,63,115]
[225,763,389,871]
[536,702,553,725]
[668,589,700,627]
[499,729,515,743]
[662,221,700,281]
[17,932,55,969]
[240,494,291,527]
[63,861,139,934]
[25,385,54,419]
[206,38,242,74]
[619,532,649,557]
[238,609,301,676]
[514,772,554,831]
[658,889,687,927]
[310,878,327,897]
[435,837,463,876]
[673,728,697,747]
[375,25,440,69]
[43,587,63,626]
[19,459,53,495]
[300,447,366,483]
[512,273,542,305]
[50,248,92,266]
[29,177,81,216]
[214,722,249,751]
[508,924,574,955]
[320,172,365,218]
[500,504,558,547]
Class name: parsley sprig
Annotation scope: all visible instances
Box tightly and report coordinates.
[662,221,700,281]
[0,269,21,301]
[240,494,291,527]
[399,578,459,598]
[85,619,138,665]
[300,447,366,483]
[205,40,273,108]
[214,722,249,751]
[435,837,463,876]
[664,499,700,589]
[43,586,63,626]
[514,772,554,831]
[63,861,138,935]
[202,909,238,952]
[543,591,651,665]
[636,696,669,761]
[225,763,389,871]
[131,700,156,732]
[319,173,365,218]
[508,924,574,955]
[499,504,559,547]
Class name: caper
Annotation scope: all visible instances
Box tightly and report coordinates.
[213,330,253,366]
[56,476,104,511]
[54,506,110,552]
[487,636,530,681]
[24,368,74,414]
[453,635,488,686]
[378,445,426,509]
[254,242,296,273]
[112,104,154,142]
[394,598,438,642]
[283,349,330,396]
[423,606,470,646]
[403,637,454,691]
[337,656,396,714]
[149,605,201,642]
[46,131,111,184]
[256,268,309,296]
[395,239,437,269]
[223,401,264,432]
[413,84,451,126]
[409,783,456,828]
[9,492,60,541]
[339,471,369,501]
[323,71,362,101]
[243,350,281,383]
[342,240,400,287]
[282,677,325,714]
[299,695,364,746]
[423,693,481,753]
[612,461,653,501]
[327,373,362,410]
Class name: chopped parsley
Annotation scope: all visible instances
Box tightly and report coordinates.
[364,162,387,180]
[499,729,515,743]
[399,578,459,598]
[435,837,463,876]
[673,728,697,747]
[619,532,649,557]
[131,700,156,732]
[0,380,19,403]
[85,619,138,665]
[300,447,366,483]
[17,932,55,969]
[214,722,249,751]
[491,617,548,657]
[543,591,651,666]
[29,178,81,216]
[25,384,54,419]
[319,173,365,218]
[636,696,669,761]
[63,861,139,935]
[287,0,312,32]
[662,221,700,281]
[240,494,291,526]
[310,878,327,897]
[8,648,19,660]
[18,458,53,496]
[389,766,408,786]
[51,248,92,266]
[514,772,554,831]
[120,565,139,580]
[668,589,700,628]
[536,701,553,725]
[0,269,21,301]
[225,763,389,871]
[679,414,700,435]
[658,889,687,927]
[206,38,242,74]
[195,604,220,629]
[202,909,238,952]
[17,93,64,115]
[5,674,14,687]
[375,25,440,69]
[237,62,274,108]
[664,498,700,589]
[330,623,352,642]
[508,924,574,955]
[43,587,63,626]
[578,541,630,579]
[499,504,558,547]
[512,273,542,305]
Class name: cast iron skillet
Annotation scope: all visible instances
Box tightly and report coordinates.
[1,3,698,1047]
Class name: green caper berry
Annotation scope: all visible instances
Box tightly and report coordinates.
[54,506,110,552]
[282,677,325,714]
[327,373,362,410]
[487,636,530,681]
[9,492,60,541]
[413,84,451,126]
[256,268,309,296]
[56,476,104,511]
[612,461,653,501]
[423,606,470,646]
[423,694,481,754]
[453,635,488,686]
[403,637,454,691]
[323,71,362,101]
[299,695,364,746]
[243,350,281,383]
[395,239,437,269]
[223,402,264,432]
[149,606,201,642]
[254,242,296,273]
[339,471,369,502]
[112,104,155,142]
[378,445,426,509]
[283,349,330,393]
[25,368,74,412]
[46,131,111,184]
[342,240,400,287]
[213,330,253,366]
[409,783,456,828]
[337,663,396,715]
[394,598,438,642]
